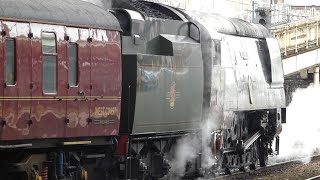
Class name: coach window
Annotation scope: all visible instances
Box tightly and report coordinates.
[5,39,16,85]
[68,43,78,86]
[42,32,57,94]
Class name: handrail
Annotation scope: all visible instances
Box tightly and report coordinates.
[272,15,320,57]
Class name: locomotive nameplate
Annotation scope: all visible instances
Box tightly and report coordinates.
[94,106,118,117]
[93,106,118,125]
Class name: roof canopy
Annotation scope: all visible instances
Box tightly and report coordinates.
[0,0,120,29]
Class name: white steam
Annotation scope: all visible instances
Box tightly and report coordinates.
[201,119,217,168]
[170,134,200,176]
[169,115,217,177]
[170,84,320,175]
[277,85,320,163]
[146,0,248,19]
[212,0,247,18]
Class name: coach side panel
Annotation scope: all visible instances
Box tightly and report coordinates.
[0,21,121,141]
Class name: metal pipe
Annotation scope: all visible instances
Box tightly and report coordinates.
[251,0,255,23]
[295,22,298,53]
[222,131,261,154]
[244,131,261,150]
[132,133,187,141]
[314,66,319,86]
[275,136,280,155]
[285,24,287,56]
[306,19,309,49]
[0,143,32,148]
[317,16,319,46]
[211,132,217,159]
[58,151,64,178]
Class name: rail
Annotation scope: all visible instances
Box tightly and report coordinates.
[200,154,320,179]
[305,175,320,180]
[272,15,320,58]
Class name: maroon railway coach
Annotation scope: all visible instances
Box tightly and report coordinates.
[0,0,122,179]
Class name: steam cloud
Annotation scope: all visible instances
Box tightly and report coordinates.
[212,0,245,18]
[145,0,248,19]
[277,85,320,163]
[168,115,217,177]
[170,134,200,177]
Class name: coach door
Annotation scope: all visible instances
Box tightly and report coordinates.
[30,27,66,139]
[0,29,4,138]
[89,30,121,137]
[2,23,32,140]
[65,28,90,138]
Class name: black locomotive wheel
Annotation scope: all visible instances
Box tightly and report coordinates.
[250,160,259,170]
[239,165,250,172]
[258,141,269,167]
[249,142,259,170]
[141,174,158,180]
[225,168,231,175]
[250,164,256,171]
[224,165,235,175]
[258,147,268,167]
[259,154,268,167]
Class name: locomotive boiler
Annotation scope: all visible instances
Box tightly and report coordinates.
[0,0,286,180]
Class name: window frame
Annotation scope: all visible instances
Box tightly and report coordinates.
[5,38,16,86]
[41,32,57,95]
[68,42,79,87]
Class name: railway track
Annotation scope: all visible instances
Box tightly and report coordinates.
[198,154,320,180]
[305,175,320,180]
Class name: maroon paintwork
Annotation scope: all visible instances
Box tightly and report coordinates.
[66,29,91,138]
[0,24,5,138]
[1,23,33,140]
[0,21,121,141]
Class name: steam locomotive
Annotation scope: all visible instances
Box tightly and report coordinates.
[0,0,286,179]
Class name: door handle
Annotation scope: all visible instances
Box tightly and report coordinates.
[79,91,88,101]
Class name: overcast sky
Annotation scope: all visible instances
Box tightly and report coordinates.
[285,0,320,6]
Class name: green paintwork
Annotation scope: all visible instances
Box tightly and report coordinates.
[132,35,203,134]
